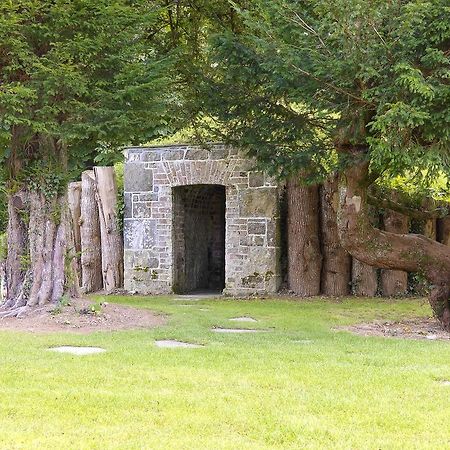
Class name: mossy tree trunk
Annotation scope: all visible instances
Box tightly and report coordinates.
[337,161,450,330]
[1,134,79,317]
[320,175,351,296]
[2,190,79,317]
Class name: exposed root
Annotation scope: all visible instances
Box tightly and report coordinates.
[0,306,29,318]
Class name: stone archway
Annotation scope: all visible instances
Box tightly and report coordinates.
[123,144,282,295]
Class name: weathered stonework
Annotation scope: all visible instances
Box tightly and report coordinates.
[123,144,281,295]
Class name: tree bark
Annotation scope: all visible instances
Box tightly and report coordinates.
[320,176,351,296]
[80,171,103,293]
[94,166,123,292]
[68,181,82,283]
[380,208,409,296]
[352,258,378,297]
[437,217,450,246]
[337,161,450,330]
[287,176,322,296]
[1,190,79,316]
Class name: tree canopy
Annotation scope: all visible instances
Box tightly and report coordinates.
[191,0,449,188]
[0,0,179,184]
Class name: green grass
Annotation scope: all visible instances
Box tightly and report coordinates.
[1,295,449,449]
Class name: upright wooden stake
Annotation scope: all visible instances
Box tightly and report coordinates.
[67,181,82,282]
[94,166,123,292]
[80,171,103,293]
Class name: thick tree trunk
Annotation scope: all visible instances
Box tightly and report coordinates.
[68,181,82,283]
[1,189,79,317]
[287,176,322,296]
[337,161,450,330]
[80,171,103,293]
[94,167,123,292]
[320,176,351,296]
[380,208,408,296]
[352,258,378,297]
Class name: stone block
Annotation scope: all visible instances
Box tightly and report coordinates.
[123,220,156,250]
[132,202,152,219]
[162,149,185,160]
[142,151,162,161]
[125,163,153,192]
[239,188,278,217]
[185,148,209,160]
[124,193,132,219]
[248,221,266,235]
[249,172,265,187]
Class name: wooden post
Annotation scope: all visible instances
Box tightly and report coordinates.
[67,181,82,283]
[94,166,124,292]
[80,171,103,293]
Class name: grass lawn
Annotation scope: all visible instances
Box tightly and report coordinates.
[0,295,449,449]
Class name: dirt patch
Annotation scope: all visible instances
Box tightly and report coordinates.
[0,298,165,334]
[340,317,450,341]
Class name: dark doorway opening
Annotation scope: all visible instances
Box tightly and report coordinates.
[172,184,226,294]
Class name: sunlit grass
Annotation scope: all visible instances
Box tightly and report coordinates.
[0,295,449,449]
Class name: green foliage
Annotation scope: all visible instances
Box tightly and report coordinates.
[0,233,6,260]
[0,0,181,188]
[189,0,449,189]
[114,162,124,232]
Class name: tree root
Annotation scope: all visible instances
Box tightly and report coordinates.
[0,306,29,318]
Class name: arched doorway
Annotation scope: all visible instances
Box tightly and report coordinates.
[172,184,226,294]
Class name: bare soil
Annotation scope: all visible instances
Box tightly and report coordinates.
[340,317,450,341]
[0,298,165,334]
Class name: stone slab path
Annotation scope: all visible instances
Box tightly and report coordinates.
[155,340,203,348]
[49,346,106,355]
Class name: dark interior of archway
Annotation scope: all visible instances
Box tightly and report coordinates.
[172,184,226,294]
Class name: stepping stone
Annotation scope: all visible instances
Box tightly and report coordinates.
[155,340,203,348]
[49,346,106,356]
[211,328,264,333]
[229,317,257,323]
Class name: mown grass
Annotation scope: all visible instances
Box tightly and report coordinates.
[0,295,449,449]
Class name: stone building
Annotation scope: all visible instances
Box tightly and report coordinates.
[123,144,282,296]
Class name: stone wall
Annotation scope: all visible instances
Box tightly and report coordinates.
[123,144,281,295]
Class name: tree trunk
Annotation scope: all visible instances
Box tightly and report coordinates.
[380,208,409,296]
[320,176,351,296]
[1,189,79,317]
[94,167,123,292]
[337,161,450,330]
[68,181,82,283]
[287,176,322,296]
[437,217,450,246]
[80,171,103,293]
[352,258,378,297]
